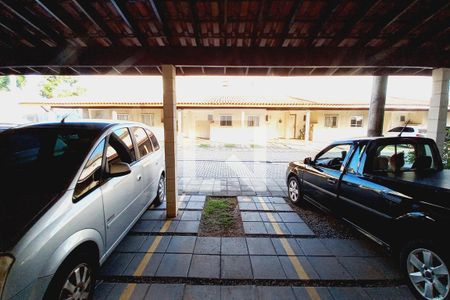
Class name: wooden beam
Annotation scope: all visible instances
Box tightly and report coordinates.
[71,0,119,45]
[252,0,269,47]
[0,47,448,69]
[329,0,383,47]
[188,0,202,46]
[109,0,148,47]
[146,0,171,45]
[0,19,47,47]
[307,0,341,47]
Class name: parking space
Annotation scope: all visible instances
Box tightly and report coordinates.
[95,195,413,299]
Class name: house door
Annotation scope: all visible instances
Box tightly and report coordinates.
[288,114,296,139]
[195,120,210,139]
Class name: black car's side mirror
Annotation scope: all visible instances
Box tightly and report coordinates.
[108,162,131,178]
[304,157,313,165]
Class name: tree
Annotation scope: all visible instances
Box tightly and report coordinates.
[0,75,26,91]
[39,75,86,98]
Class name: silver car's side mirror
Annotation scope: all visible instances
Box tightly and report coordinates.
[109,162,131,178]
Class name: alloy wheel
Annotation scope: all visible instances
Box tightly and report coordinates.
[59,263,92,300]
[158,177,166,202]
[289,178,299,202]
[407,248,449,300]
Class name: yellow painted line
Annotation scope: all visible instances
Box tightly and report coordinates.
[257,197,320,300]
[119,219,172,300]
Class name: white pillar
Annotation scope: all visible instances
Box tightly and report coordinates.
[162,65,178,218]
[305,110,311,142]
[427,68,450,154]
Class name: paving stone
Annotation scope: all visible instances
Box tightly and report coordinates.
[188,255,220,279]
[221,285,257,300]
[99,253,134,276]
[264,222,291,235]
[253,196,271,203]
[320,239,361,256]
[142,210,166,220]
[268,197,287,204]
[156,254,192,277]
[139,235,172,253]
[255,202,274,211]
[132,221,157,233]
[189,195,206,202]
[175,221,199,233]
[238,196,254,202]
[178,201,188,209]
[271,238,304,256]
[186,202,204,209]
[292,287,334,300]
[221,237,248,255]
[194,237,221,255]
[241,212,262,222]
[348,239,384,257]
[307,257,353,280]
[239,202,258,210]
[93,282,115,300]
[272,203,293,211]
[328,287,370,300]
[116,235,147,252]
[167,236,197,253]
[250,255,286,279]
[150,220,179,233]
[259,212,282,222]
[145,284,185,300]
[285,223,314,236]
[181,210,202,221]
[278,256,319,280]
[338,256,393,280]
[296,239,332,256]
[221,256,253,279]
[183,285,221,300]
[243,222,268,234]
[107,283,150,300]
[363,286,414,300]
[179,195,191,202]
[278,212,304,223]
[256,286,295,300]
[246,237,276,255]
[123,253,164,276]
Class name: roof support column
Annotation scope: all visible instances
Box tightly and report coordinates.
[162,65,178,218]
[427,68,449,154]
[304,110,311,142]
[367,75,388,137]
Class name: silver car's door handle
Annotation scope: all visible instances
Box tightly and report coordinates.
[137,174,142,181]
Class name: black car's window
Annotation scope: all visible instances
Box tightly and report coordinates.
[132,127,153,158]
[315,144,351,170]
[109,128,136,163]
[346,144,366,175]
[146,129,160,151]
[370,142,437,174]
[73,139,105,200]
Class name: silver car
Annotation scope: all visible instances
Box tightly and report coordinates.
[0,121,166,300]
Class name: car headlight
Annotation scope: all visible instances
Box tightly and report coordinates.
[0,255,14,298]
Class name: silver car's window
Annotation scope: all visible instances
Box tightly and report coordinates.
[132,127,153,159]
[146,129,160,151]
[109,128,136,163]
[73,139,105,200]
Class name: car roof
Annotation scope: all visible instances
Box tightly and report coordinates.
[8,120,141,133]
[332,136,434,144]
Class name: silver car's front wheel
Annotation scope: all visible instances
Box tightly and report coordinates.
[406,248,449,300]
[59,263,93,300]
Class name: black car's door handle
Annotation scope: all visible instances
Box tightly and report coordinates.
[327,178,337,184]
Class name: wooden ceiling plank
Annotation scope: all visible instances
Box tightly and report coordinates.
[146,0,171,45]
[307,0,341,47]
[109,0,148,47]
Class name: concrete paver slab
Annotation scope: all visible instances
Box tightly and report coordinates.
[239,203,258,210]
[166,236,197,253]
[338,257,396,280]
[246,237,276,255]
[221,237,248,255]
[243,222,268,234]
[139,236,172,253]
[278,256,319,280]
[256,286,296,300]
[285,223,314,236]
[188,255,220,279]
[116,236,147,252]
[175,221,199,233]
[221,256,253,279]
[307,256,353,280]
[123,253,164,276]
[194,237,221,255]
[259,212,282,222]
[145,284,185,300]
[278,212,304,223]
[93,282,115,300]
[296,239,332,256]
[364,286,414,299]
[220,285,257,300]
[99,253,134,276]
[292,287,334,300]
[107,283,150,300]
[241,212,263,222]
[250,255,286,279]
[181,211,202,221]
[271,238,304,256]
[328,287,370,300]
[155,254,192,277]
[183,285,221,300]
[264,222,291,235]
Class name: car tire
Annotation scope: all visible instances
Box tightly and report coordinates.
[44,251,97,300]
[153,174,166,207]
[287,176,302,206]
[401,240,450,300]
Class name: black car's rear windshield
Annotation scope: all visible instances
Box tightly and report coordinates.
[388,127,414,133]
[0,127,100,249]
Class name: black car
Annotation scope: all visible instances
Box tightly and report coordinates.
[286,136,450,300]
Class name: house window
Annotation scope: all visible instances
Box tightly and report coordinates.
[220,115,232,127]
[350,116,363,127]
[325,115,338,128]
[141,113,155,126]
[117,113,129,121]
[207,114,213,121]
[400,115,406,122]
[247,115,260,127]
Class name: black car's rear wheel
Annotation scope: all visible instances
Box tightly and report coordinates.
[288,176,302,205]
[402,241,449,300]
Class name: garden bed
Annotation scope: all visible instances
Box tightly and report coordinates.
[198,196,244,236]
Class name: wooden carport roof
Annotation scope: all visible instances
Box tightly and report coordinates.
[0,0,449,76]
